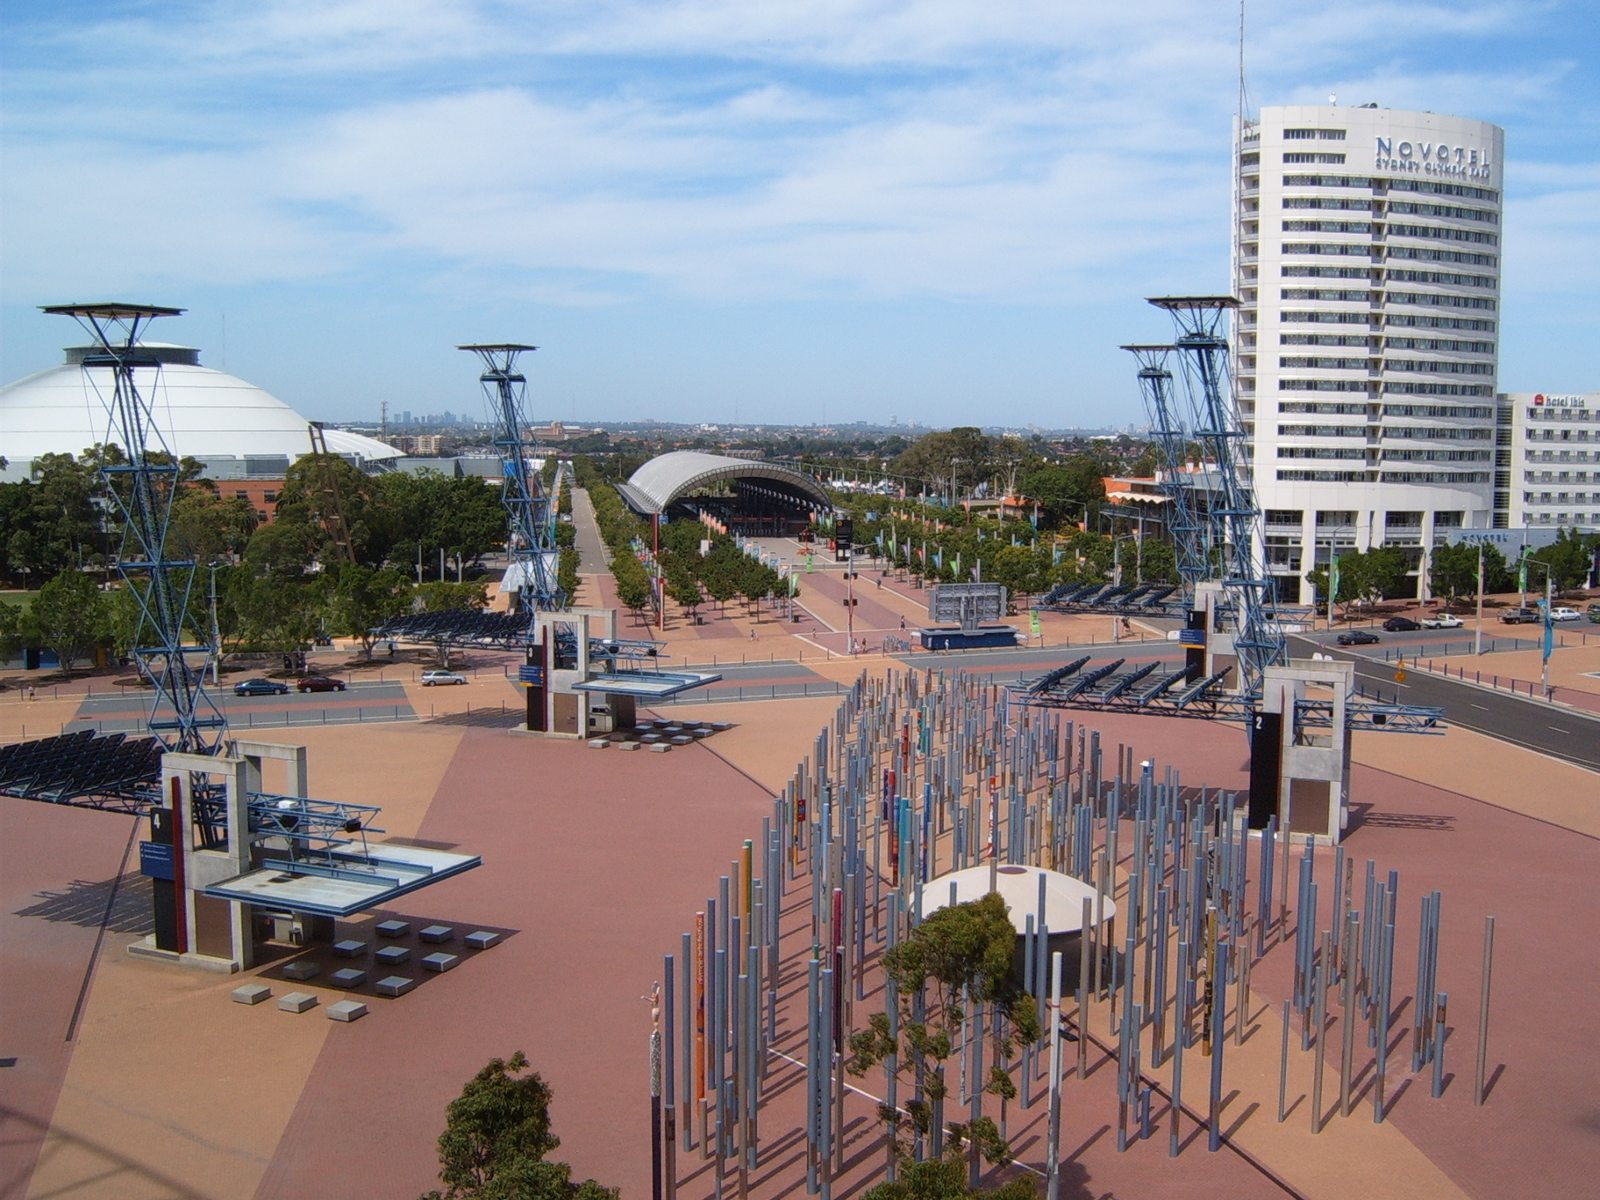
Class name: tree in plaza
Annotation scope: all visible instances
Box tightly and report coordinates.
[847,894,1040,1175]
[3,453,104,579]
[415,581,491,612]
[613,560,655,627]
[1427,541,1512,605]
[24,567,106,674]
[420,1051,617,1200]
[1529,529,1598,592]
[863,1158,1036,1200]
[668,572,702,622]
[700,558,741,614]
[171,486,259,562]
[330,565,413,658]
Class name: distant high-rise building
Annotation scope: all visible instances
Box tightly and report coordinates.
[1233,104,1504,602]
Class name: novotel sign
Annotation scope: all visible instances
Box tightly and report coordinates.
[1533,394,1588,409]
[1374,138,1494,182]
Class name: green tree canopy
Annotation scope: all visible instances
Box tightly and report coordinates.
[891,429,996,493]
[420,1051,616,1200]
[24,566,105,674]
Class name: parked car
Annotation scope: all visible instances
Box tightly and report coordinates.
[1586,601,1600,615]
[1499,608,1538,624]
[1336,629,1381,646]
[420,669,467,686]
[234,677,289,696]
[296,676,348,692]
[1382,617,1421,632]
[1421,613,1464,629]
[1549,607,1582,622]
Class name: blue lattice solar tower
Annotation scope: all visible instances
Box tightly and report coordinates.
[42,304,227,753]
[459,344,565,613]
[1120,344,1209,601]
[1148,297,1285,698]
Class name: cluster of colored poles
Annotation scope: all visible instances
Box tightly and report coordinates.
[646,668,1496,1200]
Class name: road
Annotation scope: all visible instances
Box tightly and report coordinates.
[1290,635,1600,772]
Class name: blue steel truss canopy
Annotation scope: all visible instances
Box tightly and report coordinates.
[619,451,832,516]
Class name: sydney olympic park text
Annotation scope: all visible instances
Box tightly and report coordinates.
[1373,138,1494,181]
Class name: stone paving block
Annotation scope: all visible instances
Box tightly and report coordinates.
[692,728,713,739]
[231,983,271,1005]
[464,930,500,950]
[278,991,318,1013]
[617,741,640,752]
[669,735,692,746]
[327,1000,367,1022]
[375,920,410,938]
[374,944,410,966]
[375,975,415,997]
[421,952,459,973]
[649,743,672,753]
[419,924,454,943]
[281,960,319,981]
[587,738,610,749]
[332,939,368,958]
[329,968,367,989]
[711,721,732,731]
[639,733,661,744]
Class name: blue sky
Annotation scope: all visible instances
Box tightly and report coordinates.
[2,1,1596,429]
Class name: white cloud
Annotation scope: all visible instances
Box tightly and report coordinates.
[2,0,1592,316]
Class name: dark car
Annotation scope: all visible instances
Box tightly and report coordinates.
[234,677,289,696]
[1382,617,1421,632]
[1336,629,1381,646]
[296,676,347,693]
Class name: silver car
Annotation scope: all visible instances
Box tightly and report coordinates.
[420,669,468,686]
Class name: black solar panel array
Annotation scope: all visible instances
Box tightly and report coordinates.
[376,609,535,647]
[0,731,163,810]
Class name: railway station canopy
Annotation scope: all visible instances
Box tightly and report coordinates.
[616,451,831,516]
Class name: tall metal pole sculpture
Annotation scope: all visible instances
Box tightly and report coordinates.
[43,304,226,753]
[1149,297,1285,699]
[459,344,565,616]
[1121,344,1208,603]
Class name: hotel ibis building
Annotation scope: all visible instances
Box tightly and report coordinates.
[1232,104,1505,603]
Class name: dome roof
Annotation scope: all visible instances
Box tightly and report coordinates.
[0,345,399,465]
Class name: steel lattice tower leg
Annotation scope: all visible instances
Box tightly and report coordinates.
[43,304,226,754]
[1121,344,1209,603]
[459,344,565,614]
[1148,297,1285,699]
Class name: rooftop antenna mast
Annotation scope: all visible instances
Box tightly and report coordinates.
[42,303,227,753]
[1120,345,1208,600]
[1149,296,1284,698]
[459,344,564,613]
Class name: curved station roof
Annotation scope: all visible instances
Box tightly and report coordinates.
[0,343,399,466]
[618,450,832,515]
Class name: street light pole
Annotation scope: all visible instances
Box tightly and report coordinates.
[1474,542,1484,656]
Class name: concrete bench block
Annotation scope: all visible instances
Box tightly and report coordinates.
[464,930,500,951]
[421,952,459,973]
[648,743,672,753]
[691,728,713,739]
[376,975,415,997]
[327,1000,368,1022]
[669,735,692,746]
[616,741,640,752]
[639,733,661,744]
[333,939,368,958]
[278,991,318,1013]
[419,924,454,944]
[330,968,367,989]
[281,960,319,981]
[375,920,410,938]
[587,738,610,749]
[711,722,732,732]
[374,945,410,966]
[232,983,272,1005]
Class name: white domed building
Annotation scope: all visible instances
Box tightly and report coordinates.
[0,342,399,485]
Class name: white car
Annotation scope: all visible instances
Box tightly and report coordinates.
[1549,607,1582,622]
[1420,613,1464,629]
[420,669,468,686]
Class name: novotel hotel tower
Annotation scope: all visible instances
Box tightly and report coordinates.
[1232,105,1505,604]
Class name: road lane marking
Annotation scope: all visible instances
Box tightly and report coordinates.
[1547,726,1571,735]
